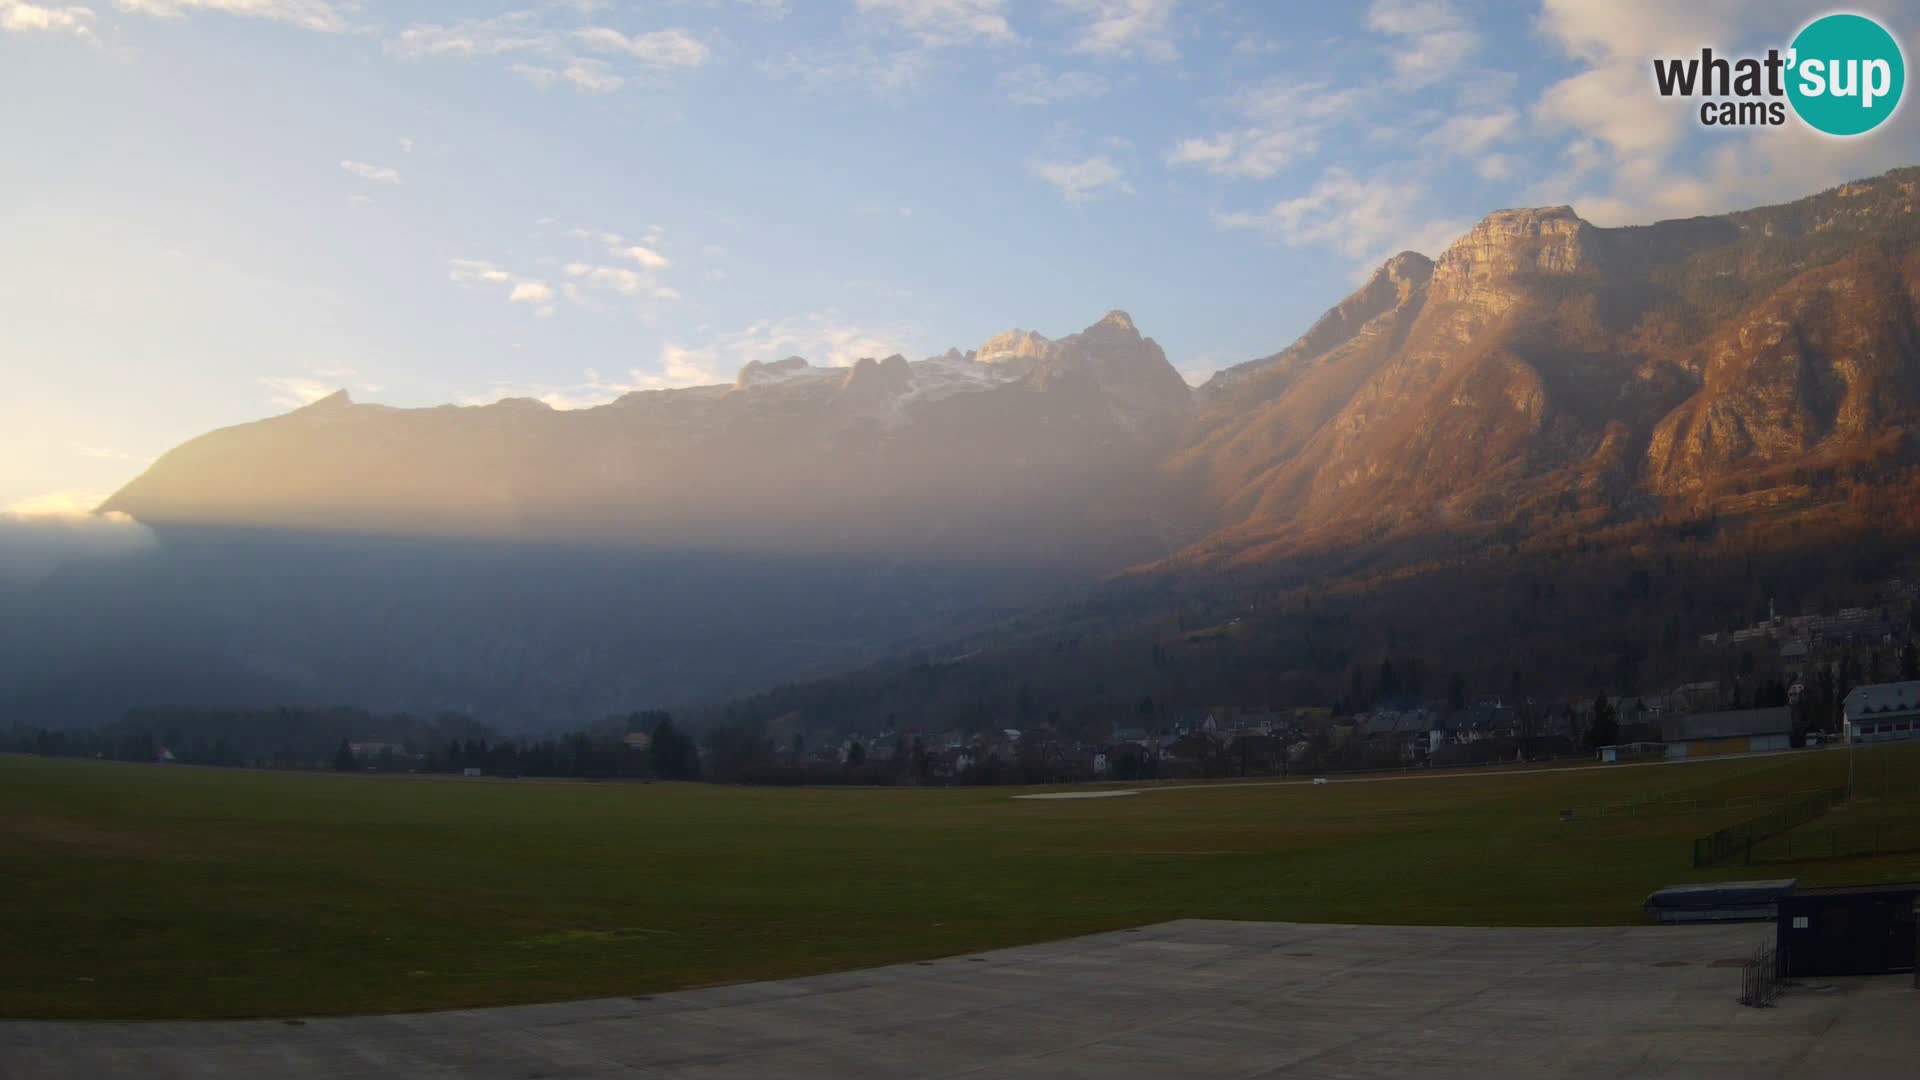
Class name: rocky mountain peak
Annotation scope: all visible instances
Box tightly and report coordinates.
[1097,309,1137,333]
[735,355,816,388]
[1430,205,1589,309]
[842,353,912,387]
[296,388,354,413]
[1196,251,1434,400]
[976,329,1055,366]
[1377,251,1435,293]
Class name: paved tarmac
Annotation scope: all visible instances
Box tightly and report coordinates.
[3,919,1915,1078]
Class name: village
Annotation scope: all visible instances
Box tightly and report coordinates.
[737,584,1920,786]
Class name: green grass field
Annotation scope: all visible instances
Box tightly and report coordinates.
[5,747,1919,1020]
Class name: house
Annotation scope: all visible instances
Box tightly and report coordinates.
[349,740,404,758]
[1842,680,1920,745]
[1665,681,1724,714]
[1779,638,1810,665]
[1164,732,1220,764]
[620,731,653,752]
[1364,711,1433,756]
[1206,706,1280,734]
[1659,706,1792,758]
[1225,731,1289,773]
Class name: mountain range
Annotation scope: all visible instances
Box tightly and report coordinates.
[9,166,1920,726]
[103,309,1197,569]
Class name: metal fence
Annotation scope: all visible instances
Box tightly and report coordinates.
[1690,788,1845,867]
[1751,817,1920,863]
[1739,941,1786,1007]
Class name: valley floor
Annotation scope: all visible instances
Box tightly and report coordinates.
[3,748,1918,1020]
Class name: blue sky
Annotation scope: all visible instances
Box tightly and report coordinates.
[2,0,1916,512]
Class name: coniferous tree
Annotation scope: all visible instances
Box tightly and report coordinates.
[1586,695,1619,751]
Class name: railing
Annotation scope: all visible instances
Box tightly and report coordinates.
[1690,788,1844,867]
[1739,941,1785,1007]
[1750,816,1920,863]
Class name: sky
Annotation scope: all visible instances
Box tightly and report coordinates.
[2,0,1916,513]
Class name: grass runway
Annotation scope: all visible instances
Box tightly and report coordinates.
[4,746,1918,1019]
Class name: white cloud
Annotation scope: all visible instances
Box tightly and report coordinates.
[1165,80,1365,180]
[1367,0,1479,86]
[462,314,919,408]
[1056,0,1178,62]
[397,135,415,154]
[462,313,913,409]
[1215,167,1468,273]
[1029,155,1130,202]
[4,490,106,516]
[1421,109,1518,156]
[258,375,344,409]
[114,0,352,32]
[449,258,514,288]
[508,62,561,88]
[616,244,671,270]
[562,262,680,302]
[390,11,547,58]
[762,43,929,94]
[855,0,1013,47]
[0,506,155,585]
[508,280,554,305]
[449,257,570,314]
[669,315,917,379]
[997,64,1108,106]
[339,159,401,184]
[75,443,153,466]
[560,57,623,93]
[1476,153,1516,181]
[573,25,709,66]
[1229,33,1285,57]
[392,10,709,94]
[258,365,381,409]
[0,1,95,33]
[1167,134,1231,167]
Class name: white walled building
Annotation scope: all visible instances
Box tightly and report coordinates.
[1842,681,1920,745]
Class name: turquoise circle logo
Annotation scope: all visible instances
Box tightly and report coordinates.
[1787,13,1905,136]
